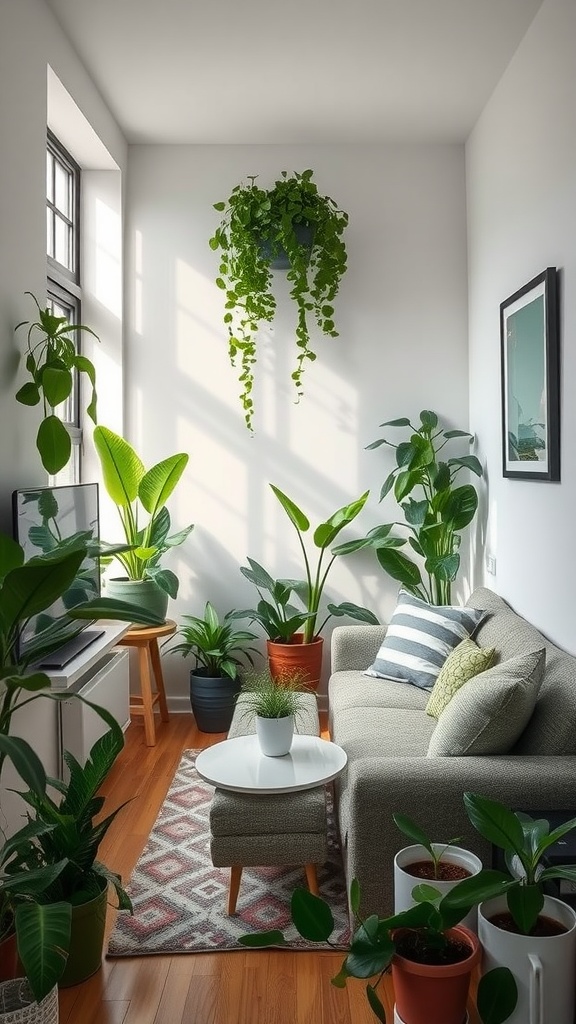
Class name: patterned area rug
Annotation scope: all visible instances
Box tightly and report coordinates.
[107,749,351,956]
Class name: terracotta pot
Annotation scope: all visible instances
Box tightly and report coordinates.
[267,635,324,691]
[0,932,20,983]
[392,924,480,1024]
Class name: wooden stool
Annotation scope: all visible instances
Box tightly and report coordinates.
[118,620,175,746]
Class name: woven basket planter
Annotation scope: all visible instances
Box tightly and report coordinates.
[0,980,58,1024]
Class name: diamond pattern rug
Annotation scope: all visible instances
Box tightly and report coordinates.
[107,749,351,956]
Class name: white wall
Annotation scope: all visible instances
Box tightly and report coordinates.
[123,144,470,704]
[467,0,576,650]
[0,0,126,831]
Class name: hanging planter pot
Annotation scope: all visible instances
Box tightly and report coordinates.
[259,222,315,269]
[0,980,58,1024]
[267,635,324,692]
[255,713,294,756]
[391,924,480,1024]
[394,844,483,932]
[478,894,576,1024]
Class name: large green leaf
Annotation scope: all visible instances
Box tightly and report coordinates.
[327,602,379,624]
[463,793,526,856]
[477,968,518,1024]
[0,735,46,795]
[507,883,544,933]
[139,453,189,516]
[41,366,72,407]
[291,887,334,942]
[270,484,310,532]
[69,596,165,626]
[15,900,71,1002]
[448,455,483,477]
[93,426,145,506]
[0,534,24,581]
[376,547,422,588]
[394,470,419,502]
[441,485,478,530]
[0,550,84,633]
[36,415,71,475]
[419,409,438,431]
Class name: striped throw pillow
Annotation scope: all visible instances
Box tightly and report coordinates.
[364,591,487,691]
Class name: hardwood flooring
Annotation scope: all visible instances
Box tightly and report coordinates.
[57,713,480,1024]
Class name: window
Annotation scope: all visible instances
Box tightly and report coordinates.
[46,131,82,483]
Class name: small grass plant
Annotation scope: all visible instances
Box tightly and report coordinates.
[238,668,311,721]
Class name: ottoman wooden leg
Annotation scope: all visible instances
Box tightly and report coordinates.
[304,863,319,895]
[228,865,243,914]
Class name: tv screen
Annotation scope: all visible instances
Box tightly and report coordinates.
[12,483,102,667]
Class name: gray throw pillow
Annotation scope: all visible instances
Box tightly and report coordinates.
[364,590,487,690]
[427,648,546,756]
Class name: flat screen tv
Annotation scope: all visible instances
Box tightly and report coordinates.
[12,482,104,669]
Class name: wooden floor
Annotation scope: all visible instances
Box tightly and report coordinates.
[57,712,480,1024]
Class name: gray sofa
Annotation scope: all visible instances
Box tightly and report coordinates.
[328,586,576,917]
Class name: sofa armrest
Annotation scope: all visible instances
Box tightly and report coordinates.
[341,754,576,917]
[331,624,387,673]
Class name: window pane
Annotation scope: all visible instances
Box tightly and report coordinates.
[54,215,72,270]
[47,208,54,259]
[54,160,70,216]
[46,151,54,203]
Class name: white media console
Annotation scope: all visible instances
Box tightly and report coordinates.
[48,621,132,778]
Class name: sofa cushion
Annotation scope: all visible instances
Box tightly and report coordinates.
[427,648,546,757]
[332,706,436,762]
[467,588,576,754]
[364,590,487,690]
[425,638,496,718]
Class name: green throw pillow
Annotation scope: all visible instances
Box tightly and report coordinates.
[425,638,496,719]
[427,648,546,757]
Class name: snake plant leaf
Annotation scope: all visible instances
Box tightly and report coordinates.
[36,414,71,474]
[270,484,310,532]
[139,453,189,516]
[93,426,145,505]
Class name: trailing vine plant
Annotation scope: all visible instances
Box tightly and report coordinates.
[15,292,99,475]
[209,170,348,431]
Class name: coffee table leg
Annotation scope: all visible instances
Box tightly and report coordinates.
[304,863,319,895]
[228,865,242,914]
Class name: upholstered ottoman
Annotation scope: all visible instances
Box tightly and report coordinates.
[208,691,328,913]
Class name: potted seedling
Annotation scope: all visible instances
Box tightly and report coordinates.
[209,169,348,431]
[240,878,517,1024]
[238,484,379,689]
[93,425,194,620]
[237,668,312,756]
[165,602,260,732]
[393,814,482,931]
[443,793,576,1024]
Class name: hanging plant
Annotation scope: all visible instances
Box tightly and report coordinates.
[209,170,348,431]
[15,292,98,474]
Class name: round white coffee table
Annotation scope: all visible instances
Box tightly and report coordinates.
[195,734,347,794]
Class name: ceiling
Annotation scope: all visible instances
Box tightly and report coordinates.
[44,0,543,145]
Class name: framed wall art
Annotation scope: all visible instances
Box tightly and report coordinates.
[500,266,560,481]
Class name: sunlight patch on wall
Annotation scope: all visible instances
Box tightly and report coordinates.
[92,197,121,317]
[133,229,143,336]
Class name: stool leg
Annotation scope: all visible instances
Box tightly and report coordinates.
[228,865,242,915]
[138,645,156,747]
[304,864,319,895]
[149,638,170,723]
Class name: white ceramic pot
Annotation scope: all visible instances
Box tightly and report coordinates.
[479,894,576,1024]
[255,714,294,756]
[394,1009,468,1024]
[394,844,483,932]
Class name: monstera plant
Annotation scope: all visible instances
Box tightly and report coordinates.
[209,170,348,430]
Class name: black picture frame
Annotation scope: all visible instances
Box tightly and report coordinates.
[500,267,560,481]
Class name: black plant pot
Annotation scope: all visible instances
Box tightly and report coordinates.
[189,670,240,733]
[259,222,315,270]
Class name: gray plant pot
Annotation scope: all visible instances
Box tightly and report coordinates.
[260,222,315,269]
[189,671,240,733]
[105,577,168,622]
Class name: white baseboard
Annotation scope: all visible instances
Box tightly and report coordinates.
[164,693,328,715]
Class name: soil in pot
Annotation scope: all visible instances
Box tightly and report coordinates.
[395,929,473,966]
[403,860,471,882]
[487,910,568,936]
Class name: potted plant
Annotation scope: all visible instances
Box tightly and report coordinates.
[6,723,131,989]
[335,410,483,605]
[443,793,576,1024]
[93,425,194,619]
[240,880,517,1024]
[209,169,348,431]
[238,484,379,689]
[0,530,162,1006]
[237,668,312,756]
[165,602,260,732]
[393,814,482,931]
[15,292,99,475]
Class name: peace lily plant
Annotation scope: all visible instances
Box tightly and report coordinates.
[209,169,348,430]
